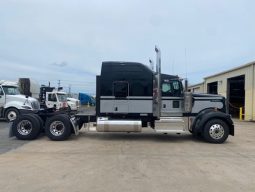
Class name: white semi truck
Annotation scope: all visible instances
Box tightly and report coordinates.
[0,80,40,121]
[39,86,79,111]
[10,47,234,143]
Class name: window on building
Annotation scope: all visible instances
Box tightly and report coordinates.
[207,82,218,94]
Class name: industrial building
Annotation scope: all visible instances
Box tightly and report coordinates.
[189,61,255,121]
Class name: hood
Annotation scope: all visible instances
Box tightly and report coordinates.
[192,93,224,99]
[67,97,79,102]
[6,94,38,103]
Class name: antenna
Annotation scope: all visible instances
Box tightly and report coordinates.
[58,80,61,89]
[185,48,187,79]
[172,59,175,75]
[68,85,71,96]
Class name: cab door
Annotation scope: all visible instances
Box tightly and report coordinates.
[46,93,58,109]
[161,80,184,117]
[0,87,5,107]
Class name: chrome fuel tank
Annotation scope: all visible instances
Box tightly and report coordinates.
[96,117,142,132]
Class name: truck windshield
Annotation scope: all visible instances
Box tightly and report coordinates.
[57,94,67,102]
[2,86,20,95]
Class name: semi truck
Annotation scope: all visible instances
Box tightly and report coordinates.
[0,80,40,121]
[39,86,68,110]
[39,86,80,111]
[10,47,234,143]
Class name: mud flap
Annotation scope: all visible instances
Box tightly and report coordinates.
[9,122,14,137]
[70,117,79,136]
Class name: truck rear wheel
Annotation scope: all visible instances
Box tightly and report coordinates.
[203,119,229,144]
[5,108,19,122]
[27,114,44,131]
[45,114,72,141]
[12,114,41,140]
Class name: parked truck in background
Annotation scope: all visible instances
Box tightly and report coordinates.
[10,47,234,143]
[67,97,80,111]
[39,86,68,110]
[39,86,80,111]
[0,80,40,121]
[78,93,95,106]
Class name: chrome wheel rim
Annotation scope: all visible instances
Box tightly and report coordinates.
[8,111,17,121]
[50,121,65,136]
[17,120,33,136]
[209,124,225,140]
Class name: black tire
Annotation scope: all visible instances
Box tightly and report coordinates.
[12,114,41,140]
[203,119,229,144]
[5,108,19,122]
[45,114,72,141]
[27,114,44,131]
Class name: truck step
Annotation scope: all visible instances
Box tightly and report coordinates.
[154,129,187,134]
[155,117,188,132]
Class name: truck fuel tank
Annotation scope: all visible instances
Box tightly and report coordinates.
[96,117,142,132]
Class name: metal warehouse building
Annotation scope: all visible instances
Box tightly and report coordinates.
[189,61,255,121]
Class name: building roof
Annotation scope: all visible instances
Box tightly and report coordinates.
[204,61,255,79]
[188,82,204,88]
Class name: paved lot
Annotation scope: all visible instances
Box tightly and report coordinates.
[0,120,255,192]
[0,120,29,154]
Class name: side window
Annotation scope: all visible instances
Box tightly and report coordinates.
[48,94,57,102]
[113,82,129,98]
[0,88,3,95]
[162,83,172,96]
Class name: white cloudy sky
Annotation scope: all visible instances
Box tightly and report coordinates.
[0,0,255,94]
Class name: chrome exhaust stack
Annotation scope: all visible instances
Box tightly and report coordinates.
[153,46,162,119]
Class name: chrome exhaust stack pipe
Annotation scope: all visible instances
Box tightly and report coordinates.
[154,46,162,119]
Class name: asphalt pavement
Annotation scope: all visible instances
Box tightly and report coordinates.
[0,119,255,192]
[0,121,29,154]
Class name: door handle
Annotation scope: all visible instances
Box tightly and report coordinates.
[163,104,166,108]
[114,107,118,111]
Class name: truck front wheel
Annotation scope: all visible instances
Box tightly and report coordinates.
[5,108,19,122]
[45,114,72,141]
[203,119,229,144]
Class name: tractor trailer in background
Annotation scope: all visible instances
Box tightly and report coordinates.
[10,47,234,143]
[19,78,80,111]
[39,86,80,111]
[0,80,40,121]
[78,93,95,106]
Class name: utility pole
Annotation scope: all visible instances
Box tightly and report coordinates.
[68,85,71,97]
[58,80,61,89]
